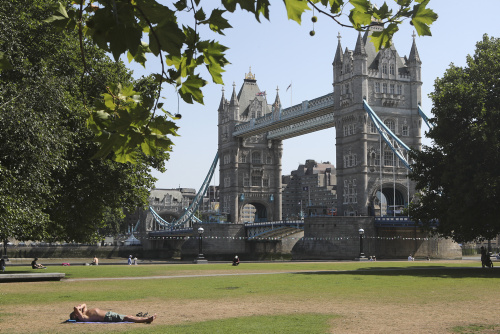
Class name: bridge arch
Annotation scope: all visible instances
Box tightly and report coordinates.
[368,183,409,216]
[239,201,270,223]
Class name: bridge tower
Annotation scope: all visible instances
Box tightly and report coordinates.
[218,70,283,223]
[333,27,422,216]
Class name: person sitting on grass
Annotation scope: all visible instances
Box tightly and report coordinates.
[69,303,156,323]
[31,257,46,269]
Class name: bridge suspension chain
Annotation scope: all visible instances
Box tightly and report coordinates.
[418,105,435,129]
[149,152,219,229]
[363,100,412,171]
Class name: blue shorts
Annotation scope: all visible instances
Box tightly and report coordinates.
[103,311,125,322]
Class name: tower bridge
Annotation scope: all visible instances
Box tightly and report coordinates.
[147,26,423,235]
[143,27,462,261]
[217,25,422,224]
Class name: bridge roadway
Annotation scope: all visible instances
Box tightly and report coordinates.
[232,93,334,139]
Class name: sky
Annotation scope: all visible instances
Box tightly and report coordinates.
[128,1,500,190]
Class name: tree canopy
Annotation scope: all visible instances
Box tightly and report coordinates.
[0,0,168,243]
[409,35,500,243]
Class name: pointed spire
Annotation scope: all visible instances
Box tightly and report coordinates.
[274,86,282,110]
[229,81,239,107]
[408,31,421,64]
[333,32,343,65]
[218,86,225,112]
[353,31,366,56]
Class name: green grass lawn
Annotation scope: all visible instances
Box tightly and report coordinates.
[1,261,498,333]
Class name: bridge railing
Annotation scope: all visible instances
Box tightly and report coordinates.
[374,216,416,227]
[244,220,304,228]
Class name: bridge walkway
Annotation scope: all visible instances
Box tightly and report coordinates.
[248,226,303,241]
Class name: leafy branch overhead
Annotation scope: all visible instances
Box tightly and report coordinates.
[41,0,436,164]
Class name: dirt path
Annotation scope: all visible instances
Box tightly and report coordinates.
[2,266,499,333]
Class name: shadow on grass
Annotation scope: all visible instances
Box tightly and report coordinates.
[117,313,336,334]
[296,266,499,278]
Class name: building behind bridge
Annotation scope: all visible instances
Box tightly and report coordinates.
[281,159,337,220]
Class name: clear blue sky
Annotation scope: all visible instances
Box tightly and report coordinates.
[128,1,500,190]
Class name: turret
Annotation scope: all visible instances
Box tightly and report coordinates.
[353,31,367,77]
[333,32,343,82]
[228,82,239,121]
[218,87,226,113]
[273,86,282,112]
[408,32,422,82]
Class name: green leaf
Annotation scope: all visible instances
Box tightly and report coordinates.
[179,74,207,104]
[201,41,229,84]
[149,20,185,57]
[283,0,311,24]
[126,42,150,68]
[369,23,399,51]
[349,0,372,28]
[350,0,370,12]
[373,2,392,20]
[329,0,344,14]
[43,2,69,22]
[0,52,13,71]
[255,0,270,22]
[411,0,438,37]
[194,8,206,21]
[203,9,232,35]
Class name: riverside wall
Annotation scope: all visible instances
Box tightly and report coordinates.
[292,216,462,260]
[5,218,462,261]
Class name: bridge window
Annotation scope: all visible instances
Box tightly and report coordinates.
[223,196,229,214]
[390,64,395,75]
[375,152,381,166]
[343,179,357,204]
[224,176,230,187]
[263,178,269,187]
[384,119,395,133]
[251,175,260,186]
[266,155,272,164]
[344,152,357,168]
[345,83,350,94]
[240,154,247,163]
[224,154,230,164]
[402,125,409,136]
[251,152,261,164]
[370,121,377,133]
[243,177,250,187]
[390,84,395,94]
[384,150,394,166]
[348,124,354,135]
[382,83,387,93]
[382,63,387,74]
[344,126,348,137]
[375,82,380,93]
[398,85,403,95]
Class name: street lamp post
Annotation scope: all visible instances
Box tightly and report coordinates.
[194,227,207,264]
[358,228,365,259]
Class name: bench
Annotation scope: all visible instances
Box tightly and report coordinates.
[0,273,65,283]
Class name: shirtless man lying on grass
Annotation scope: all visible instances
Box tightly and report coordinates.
[69,303,156,323]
